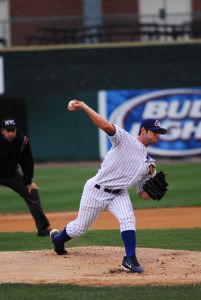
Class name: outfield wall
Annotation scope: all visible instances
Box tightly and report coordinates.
[26,92,98,160]
[0,42,200,160]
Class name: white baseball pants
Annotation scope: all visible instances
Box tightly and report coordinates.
[66,178,136,238]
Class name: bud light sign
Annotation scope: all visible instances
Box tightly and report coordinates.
[98,89,201,158]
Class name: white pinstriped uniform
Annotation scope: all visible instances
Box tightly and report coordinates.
[66,125,156,238]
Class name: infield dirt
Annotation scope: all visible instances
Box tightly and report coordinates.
[0,206,201,232]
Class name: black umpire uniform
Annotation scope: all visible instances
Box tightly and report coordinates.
[0,118,50,236]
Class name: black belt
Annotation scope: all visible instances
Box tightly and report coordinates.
[95,184,121,194]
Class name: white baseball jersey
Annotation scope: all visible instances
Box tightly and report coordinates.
[66,124,156,237]
[94,125,156,190]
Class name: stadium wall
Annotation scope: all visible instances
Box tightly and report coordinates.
[0,42,201,160]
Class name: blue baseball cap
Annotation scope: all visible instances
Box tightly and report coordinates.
[139,119,167,134]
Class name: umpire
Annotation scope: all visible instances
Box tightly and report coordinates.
[0,118,51,236]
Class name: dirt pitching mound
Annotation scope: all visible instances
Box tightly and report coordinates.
[1,247,201,286]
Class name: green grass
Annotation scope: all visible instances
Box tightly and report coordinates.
[0,162,200,213]
[0,166,97,213]
[1,284,201,300]
[0,228,200,252]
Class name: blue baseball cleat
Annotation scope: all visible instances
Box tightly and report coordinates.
[50,229,67,255]
[121,255,144,273]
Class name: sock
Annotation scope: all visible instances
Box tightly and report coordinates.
[55,227,72,246]
[121,230,136,258]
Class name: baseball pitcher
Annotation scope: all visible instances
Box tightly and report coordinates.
[50,99,168,273]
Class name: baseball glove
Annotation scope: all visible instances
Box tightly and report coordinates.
[143,171,168,201]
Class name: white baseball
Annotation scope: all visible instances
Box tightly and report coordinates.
[68,100,75,111]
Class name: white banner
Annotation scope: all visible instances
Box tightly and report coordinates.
[0,56,5,94]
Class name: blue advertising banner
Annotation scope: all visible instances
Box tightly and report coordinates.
[98,89,201,158]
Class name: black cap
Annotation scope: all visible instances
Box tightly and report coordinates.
[139,119,167,135]
[1,118,17,131]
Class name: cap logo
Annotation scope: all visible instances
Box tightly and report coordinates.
[154,120,160,127]
[5,120,15,126]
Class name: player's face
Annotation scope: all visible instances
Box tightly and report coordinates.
[147,130,160,144]
[144,130,159,146]
[1,128,17,142]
